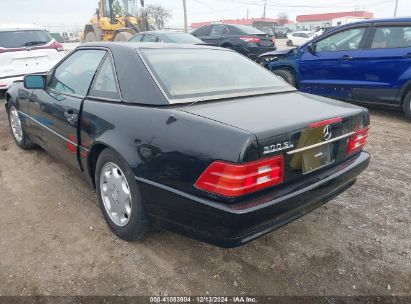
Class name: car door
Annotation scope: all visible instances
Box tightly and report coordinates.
[352,23,411,105]
[298,25,370,101]
[192,25,211,42]
[28,49,106,169]
[201,25,227,46]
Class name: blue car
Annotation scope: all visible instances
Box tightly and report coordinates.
[260,18,411,120]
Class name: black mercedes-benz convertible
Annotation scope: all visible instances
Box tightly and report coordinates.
[4,43,370,247]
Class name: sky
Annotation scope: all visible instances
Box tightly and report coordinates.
[0,0,410,30]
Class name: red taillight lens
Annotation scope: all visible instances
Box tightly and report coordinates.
[47,41,64,52]
[195,156,284,197]
[309,117,342,128]
[347,127,369,155]
[240,36,261,43]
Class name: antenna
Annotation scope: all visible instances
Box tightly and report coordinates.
[262,0,267,18]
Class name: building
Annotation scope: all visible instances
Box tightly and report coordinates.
[296,11,374,30]
[191,18,294,30]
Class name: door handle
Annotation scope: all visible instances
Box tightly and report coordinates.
[403,53,411,58]
[341,55,353,61]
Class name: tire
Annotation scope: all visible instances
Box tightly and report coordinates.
[221,44,233,50]
[95,149,150,241]
[273,69,296,87]
[8,105,35,150]
[114,32,133,42]
[85,31,97,42]
[403,91,411,120]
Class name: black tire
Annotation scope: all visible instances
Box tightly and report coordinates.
[8,105,35,150]
[85,31,97,42]
[403,91,411,120]
[221,43,234,50]
[95,148,150,241]
[272,69,296,87]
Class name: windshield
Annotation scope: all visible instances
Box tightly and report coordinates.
[113,0,137,16]
[140,48,294,103]
[165,33,203,44]
[0,30,52,48]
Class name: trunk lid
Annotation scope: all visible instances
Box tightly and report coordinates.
[0,48,62,77]
[180,91,369,181]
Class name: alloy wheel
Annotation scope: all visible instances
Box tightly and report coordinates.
[100,162,132,227]
[10,106,23,143]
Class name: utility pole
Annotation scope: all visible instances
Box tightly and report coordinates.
[394,0,399,17]
[262,0,266,19]
[183,0,188,33]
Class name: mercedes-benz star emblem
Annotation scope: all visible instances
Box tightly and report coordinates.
[323,125,332,141]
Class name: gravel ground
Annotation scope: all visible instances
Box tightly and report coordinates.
[0,91,410,297]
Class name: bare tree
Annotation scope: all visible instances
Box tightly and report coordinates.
[146,5,172,29]
[277,12,289,26]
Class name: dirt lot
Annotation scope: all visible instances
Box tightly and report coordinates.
[0,92,410,297]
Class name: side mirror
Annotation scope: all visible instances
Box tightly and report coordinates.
[307,43,316,54]
[24,74,46,90]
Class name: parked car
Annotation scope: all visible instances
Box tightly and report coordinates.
[260,18,411,120]
[129,31,205,44]
[286,31,315,46]
[0,24,64,90]
[191,24,276,60]
[257,26,275,38]
[275,26,288,38]
[5,42,370,247]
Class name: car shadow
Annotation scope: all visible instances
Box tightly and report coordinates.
[368,107,409,123]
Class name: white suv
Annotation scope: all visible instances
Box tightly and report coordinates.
[0,24,64,90]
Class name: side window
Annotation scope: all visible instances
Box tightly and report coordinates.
[142,34,158,42]
[371,26,411,49]
[210,25,224,37]
[315,27,367,52]
[48,50,106,96]
[192,25,210,36]
[89,55,120,100]
[130,34,143,42]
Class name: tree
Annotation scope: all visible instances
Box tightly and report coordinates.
[277,12,289,26]
[146,5,172,29]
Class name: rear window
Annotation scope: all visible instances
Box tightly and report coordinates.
[139,48,293,103]
[0,30,52,48]
[231,25,265,35]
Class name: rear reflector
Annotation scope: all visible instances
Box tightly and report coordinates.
[240,36,261,43]
[195,155,284,197]
[347,127,369,155]
[309,117,342,128]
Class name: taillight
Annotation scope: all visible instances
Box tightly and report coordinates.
[347,127,369,155]
[47,41,64,52]
[240,36,261,43]
[309,117,342,128]
[195,155,284,197]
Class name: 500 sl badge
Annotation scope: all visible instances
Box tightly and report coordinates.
[263,141,294,154]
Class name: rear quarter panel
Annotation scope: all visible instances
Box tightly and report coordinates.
[80,99,259,197]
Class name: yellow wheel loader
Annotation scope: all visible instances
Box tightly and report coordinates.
[83,0,148,42]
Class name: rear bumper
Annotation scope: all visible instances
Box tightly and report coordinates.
[242,46,277,61]
[138,151,370,247]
